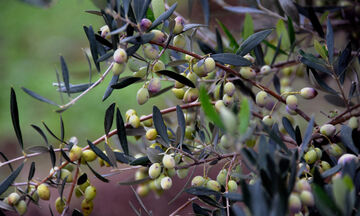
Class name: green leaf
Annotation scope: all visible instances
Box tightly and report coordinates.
[276,19,290,50]
[239,98,250,134]
[87,140,113,167]
[150,2,176,30]
[332,175,355,215]
[156,70,195,88]
[10,88,23,149]
[200,0,210,25]
[199,86,224,129]
[287,16,295,46]
[326,17,334,64]
[116,108,129,155]
[111,76,142,89]
[211,53,252,66]
[176,105,185,147]
[300,115,315,157]
[22,87,59,107]
[236,29,273,56]
[153,106,170,146]
[0,162,24,196]
[86,161,109,183]
[313,184,337,216]
[104,103,116,136]
[216,19,239,51]
[242,13,254,40]
[314,39,328,60]
[102,75,119,101]
[60,56,70,96]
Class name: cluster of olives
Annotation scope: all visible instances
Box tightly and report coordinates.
[2,192,28,215]
[191,168,238,193]
[289,179,314,214]
[74,179,96,216]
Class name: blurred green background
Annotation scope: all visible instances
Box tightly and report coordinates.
[0,0,168,152]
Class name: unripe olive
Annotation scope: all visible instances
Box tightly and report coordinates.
[320,161,331,172]
[149,163,162,179]
[289,193,302,213]
[133,66,147,78]
[171,88,185,99]
[38,184,51,200]
[7,192,20,205]
[224,82,236,97]
[256,91,268,107]
[149,142,162,149]
[222,94,234,106]
[240,67,256,79]
[176,165,189,179]
[60,169,73,183]
[84,185,97,202]
[185,126,195,140]
[228,180,238,192]
[186,72,197,84]
[112,62,126,75]
[204,57,216,73]
[143,44,159,60]
[304,149,317,164]
[160,176,172,190]
[185,54,193,62]
[173,16,185,34]
[55,197,66,214]
[174,74,186,88]
[146,128,158,140]
[280,77,291,87]
[220,107,237,134]
[314,147,322,160]
[100,25,110,39]
[28,185,39,202]
[220,135,232,149]
[164,168,176,177]
[113,48,127,64]
[260,65,271,75]
[129,114,141,128]
[162,155,176,169]
[70,145,83,161]
[216,169,228,186]
[62,162,74,172]
[82,149,97,162]
[136,87,150,105]
[14,200,27,215]
[320,124,336,137]
[192,62,206,77]
[338,153,359,165]
[215,100,225,112]
[206,180,221,192]
[191,176,206,187]
[136,184,150,197]
[135,169,148,180]
[262,115,274,127]
[148,78,161,94]
[282,67,293,76]
[183,88,199,103]
[140,115,153,127]
[244,54,255,63]
[348,116,358,129]
[294,179,311,192]
[126,109,137,121]
[150,29,166,43]
[300,190,314,207]
[140,18,152,32]
[75,186,83,197]
[81,199,94,216]
[79,180,91,193]
[286,95,298,110]
[300,87,318,99]
[329,144,344,157]
[152,60,165,73]
[173,34,186,49]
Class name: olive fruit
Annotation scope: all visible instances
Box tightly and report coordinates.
[148,163,162,179]
[320,161,331,172]
[185,126,195,140]
[224,82,236,96]
[183,88,199,103]
[133,66,147,78]
[84,185,97,202]
[228,180,238,192]
[152,60,165,73]
[240,67,256,79]
[286,95,298,110]
[14,200,27,215]
[7,192,20,205]
[282,67,293,76]
[320,124,336,137]
[100,25,110,39]
[280,77,291,87]
[300,87,318,99]
[55,197,66,214]
[172,88,185,99]
[244,54,255,63]
[112,62,126,75]
[143,44,159,60]
[294,179,311,192]
[125,109,137,121]
[136,87,150,105]
[338,153,359,165]
[329,144,344,157]
[222,94,234,106]
[216,169,227,186]
[348,116,358,129]
[140,18,152,32]
[186,72,197,84]
[113,48,127,64]
[162,154,175,169]
[203,57,216,73]
[38,184,51,200]
[191,176,206,187]
[129,114,141,128]
[69,145,83,161]
[81,199,94,216]
[300,191,314,207]
[215,100,225,112]
[28,185,39,202]
[219,135,232,149]
[256,91,268,107]
[206,180,221,192]
[314,147,322,160]
[304,150,317,164]
[288,193,302,213]
[146,128,158,140]
[173,34,186,49]
[150,29,166,43]
[148,78,161,94]
[136,184,150,197]
[176,166,189,179]
[173,16,185,34]
[260,65,271,75]
[60,169,73,183]
[262,115,274,127]
[82,149,97,162]
[160,177,172,190]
